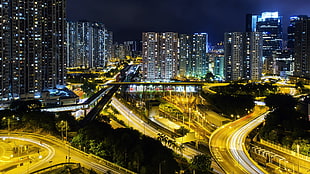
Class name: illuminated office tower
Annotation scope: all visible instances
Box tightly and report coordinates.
[246,12,283,75]
[179,33,208,79]
[288,15,310,78]
[142,32,178,81]
[67,21,110,68]
[0,0,66,102]
[224,32,263,81]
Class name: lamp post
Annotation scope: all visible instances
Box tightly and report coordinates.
[188,108,191,129]
[61,120,70,162]
[297,144,300,173]
[2,117,11,134]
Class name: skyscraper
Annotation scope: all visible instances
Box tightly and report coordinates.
[289,15,310,78]
[179,33,208,79]
[224,32,263,81]
[246,12,283,75]
[225,32,244,81]
[179,34,192,78]
[0,0,66,102]
[192,33,208,79]
[142,32,178,81]
[67,21,111,69]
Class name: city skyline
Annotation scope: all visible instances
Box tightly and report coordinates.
[67,0,310,43]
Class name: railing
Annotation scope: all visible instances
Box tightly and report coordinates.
[30,163,80,174]
[260,139,310,161]
[0,131,136,174]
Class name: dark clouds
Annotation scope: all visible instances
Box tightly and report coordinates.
[67,0,310,43]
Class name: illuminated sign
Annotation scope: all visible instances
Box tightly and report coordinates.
[261,12,279,19]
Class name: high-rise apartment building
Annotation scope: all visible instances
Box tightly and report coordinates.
[288,15,310,78]
[246,12,283,75]
[67,21,111,69]
[224,32,263,81]
[192,33,208,78]
[0,0,66,102]
[179,33,208,79]
[179,34,192,78]
[142,32,178,81]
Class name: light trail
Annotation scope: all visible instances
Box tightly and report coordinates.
[0,136,55,174]
[111,97,200,159]
[229,117,264,173]
[209,107,270,174]
[228,112,269,174]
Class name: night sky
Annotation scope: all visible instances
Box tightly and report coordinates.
[67,0,310,44]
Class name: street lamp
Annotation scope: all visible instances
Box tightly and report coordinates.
[2,116,11,134]
[297,144,300,173]
[60,120,68,142]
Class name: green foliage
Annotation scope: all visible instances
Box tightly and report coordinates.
[175,126,190,136]
[21,111,57,133]
[205,72,215,82]
[81,81,97,96]
[292,139,310,156]
[71,120,181,173]
[211,83,277,97]
[295,81,304,89]
[56,112,79,132]
[260,94,310,154]
[264,94,296,110]
[10,100,42,112]
[205,94,255,117]
[190,154,213,174]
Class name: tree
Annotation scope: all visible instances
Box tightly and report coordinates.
[205,94,255,117]
[190,154,213,174]
[264,94,296,110]
[205,72,215,82]
[295,81,304,89]
[175,126,190,136]
[81,80,97,96]
[10,100,42,112]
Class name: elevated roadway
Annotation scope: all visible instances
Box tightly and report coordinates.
[209,106,269,174]
[0,132,135,174]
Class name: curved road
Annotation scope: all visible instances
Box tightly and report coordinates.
[0,132,135,174]
[209,106,269,174]
[111,97,201,159]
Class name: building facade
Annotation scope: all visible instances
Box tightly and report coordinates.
[179,34,192,78]
[192,33,208,79]
[179,33,208,79]
[0,0,66,102]
[142,32,178,81]
[288,15,310,78]
[246,12,283,75]
[224,32,263,81]
[67,21,111,69]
